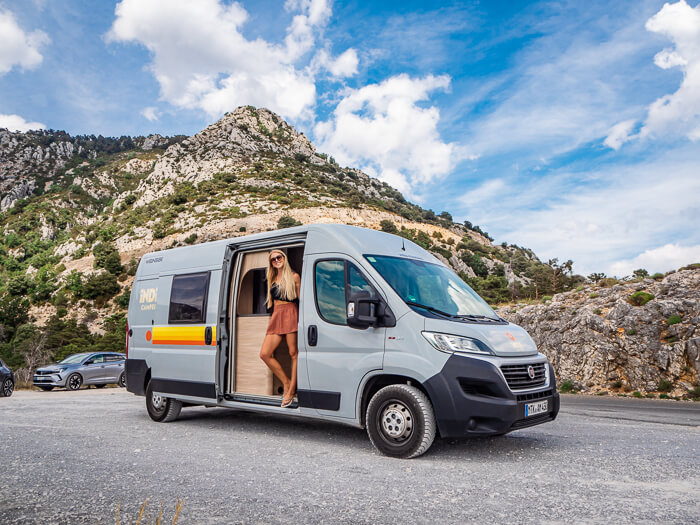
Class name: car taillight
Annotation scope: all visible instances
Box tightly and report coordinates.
[125,321,129,358]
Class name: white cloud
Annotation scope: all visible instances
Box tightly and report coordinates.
[0,114,46,132]
[640,0,700,141]
[460,179,505,208]
[141,106,158,121]
[106,0,332,120]
[314,74,456,195]
[604,119,637,150]
[328,48,359,78]
[453,144,700,277]
[607,1,700,147]
[0,9,49,76]
[608,243,700,277]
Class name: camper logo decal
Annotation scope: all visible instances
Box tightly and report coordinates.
[139,287,158,311]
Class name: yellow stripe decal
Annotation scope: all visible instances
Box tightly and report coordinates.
[152,326,216,346]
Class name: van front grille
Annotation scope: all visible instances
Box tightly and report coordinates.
[500,363,546,390]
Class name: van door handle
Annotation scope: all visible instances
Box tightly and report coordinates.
[308,325,318,347]
[205,326,213,346]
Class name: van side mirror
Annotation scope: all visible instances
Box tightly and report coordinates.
[347,291,396,329]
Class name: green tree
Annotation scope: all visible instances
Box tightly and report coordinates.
[379,220,398,233]
[633,268,649,279]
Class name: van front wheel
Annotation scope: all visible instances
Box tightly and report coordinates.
[146,382,182,422]
[366,384,436,459]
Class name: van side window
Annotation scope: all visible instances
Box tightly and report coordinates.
[315,260,374,325]
[169,272,210,323]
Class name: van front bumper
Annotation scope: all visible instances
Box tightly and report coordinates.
[423,354,560,438]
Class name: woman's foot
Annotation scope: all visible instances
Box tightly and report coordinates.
[281,388,295,408]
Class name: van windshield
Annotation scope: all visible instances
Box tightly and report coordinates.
[365,255,499,319]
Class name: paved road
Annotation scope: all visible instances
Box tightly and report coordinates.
[1,390,698,524]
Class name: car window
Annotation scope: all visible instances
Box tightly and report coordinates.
[315,260,346,324]
[104,354,122,362]
[314,260,375,325]
[91,354,104,364]
[169,272,210,323]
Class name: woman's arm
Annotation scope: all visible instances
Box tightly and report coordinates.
[294,273,301,299]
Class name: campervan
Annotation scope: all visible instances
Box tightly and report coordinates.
[126,224,559,458]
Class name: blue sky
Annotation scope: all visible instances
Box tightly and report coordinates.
[1,0,699,277]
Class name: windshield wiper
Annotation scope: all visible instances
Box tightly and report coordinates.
[454,313,503,322]
[405,301,455,318]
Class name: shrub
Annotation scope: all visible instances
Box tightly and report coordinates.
[239,226,246,232]
[589,293,599,299]
[81,272,120,301]
[593,308,602,315]
[277,216,302,229]
[559,379,575,393]
[657,379,673,393]
[688,385,700,400]
[632,391,643,398]
[541,295,552,302]
[153,222,167,239]
[659,393,670,399]
[184,233,197,244]
[651,272,664,280]
[610,380,623,389]
[7,275,31,296]
[628,291,654,306]
[115,287,131,309]
[93,242,123,274]
[667,314,682,325]
[379,219,398,233]
[626,328,637,335]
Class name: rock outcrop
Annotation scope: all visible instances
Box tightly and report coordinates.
[498,268,700,394]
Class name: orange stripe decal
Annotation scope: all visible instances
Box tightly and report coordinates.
[151,326,217,346]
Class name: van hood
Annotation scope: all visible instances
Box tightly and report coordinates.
[424,318,538,357]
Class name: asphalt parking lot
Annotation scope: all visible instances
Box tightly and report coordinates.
[1,389,698,524]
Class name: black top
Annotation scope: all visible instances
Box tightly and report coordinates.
[271,282,298,303]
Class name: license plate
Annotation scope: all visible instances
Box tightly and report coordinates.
[525,400,548,417]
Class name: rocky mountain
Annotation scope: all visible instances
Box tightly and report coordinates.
[498,267,700,397]
[1,105,697,398]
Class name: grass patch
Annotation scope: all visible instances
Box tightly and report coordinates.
[628,291,654,306]
[657,379,673,392]
[667,314,682,325]
[559,379,575,393]
[626,328,636,336]
[632,391,643,398]
[589,292,599,299]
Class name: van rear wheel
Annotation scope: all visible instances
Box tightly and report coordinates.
[146,381,182,422]
[366,384,436,459]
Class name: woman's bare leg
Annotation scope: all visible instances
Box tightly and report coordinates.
[285,331,298,398]
[259,334,290,393]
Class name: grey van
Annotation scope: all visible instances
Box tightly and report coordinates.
[126,224,559,458]
[34,352,126,391]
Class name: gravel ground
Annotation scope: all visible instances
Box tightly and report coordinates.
[0,389,698,524]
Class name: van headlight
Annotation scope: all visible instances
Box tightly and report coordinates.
[421,331,494,356]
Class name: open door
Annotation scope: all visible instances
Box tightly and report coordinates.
[228,245,304,400]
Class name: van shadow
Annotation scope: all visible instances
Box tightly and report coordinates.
[167,407,557,460]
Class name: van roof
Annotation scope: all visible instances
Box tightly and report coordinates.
[135,223,439,277]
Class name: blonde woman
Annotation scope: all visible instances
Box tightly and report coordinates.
[259,249,300,407]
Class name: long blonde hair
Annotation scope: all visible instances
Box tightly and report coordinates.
[266,249,297,307]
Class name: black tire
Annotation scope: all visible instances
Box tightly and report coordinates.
[118,372,126,388]
[95,384,106,389]
[366,384,436,459]
[39,386,54,391]
[146,381,182,422]
[67,373,82,391]
[2,378,13,397]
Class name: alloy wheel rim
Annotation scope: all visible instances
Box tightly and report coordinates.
[3,380,12,395]
[69,375,81,389]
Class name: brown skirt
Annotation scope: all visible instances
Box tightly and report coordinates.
[266,302,299,335]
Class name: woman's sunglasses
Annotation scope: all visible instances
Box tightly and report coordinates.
[270,255,284,262]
